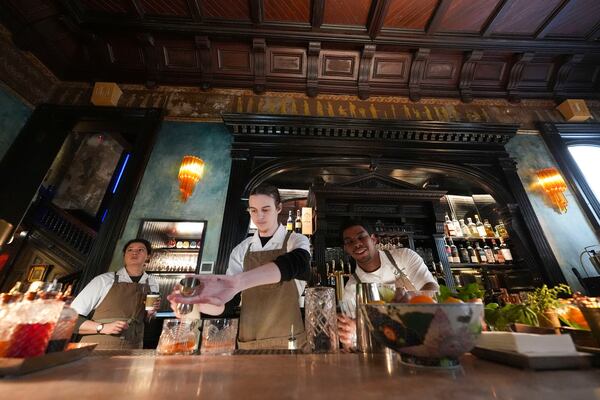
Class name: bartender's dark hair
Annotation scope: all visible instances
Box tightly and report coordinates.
[123,238,152,255]
[339,219,374,242]
[249,184,282,205]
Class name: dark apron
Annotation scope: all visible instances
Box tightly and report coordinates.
[238,232,307,350]
[80,272,149,350]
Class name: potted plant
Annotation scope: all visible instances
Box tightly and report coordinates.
[525,284,571,329]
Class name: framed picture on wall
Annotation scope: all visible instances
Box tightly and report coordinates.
[27,264,51,282]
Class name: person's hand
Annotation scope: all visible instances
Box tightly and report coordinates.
[101,320,129,335]
[167,274,242,307]
[337,314,357,350]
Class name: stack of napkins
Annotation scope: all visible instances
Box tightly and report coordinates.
[476,332,578,356]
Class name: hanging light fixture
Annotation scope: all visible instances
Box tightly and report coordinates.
[178,156,205,202]
[536,167,568,214]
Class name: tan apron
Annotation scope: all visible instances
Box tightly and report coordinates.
[238,232,307,350]
[80,272,149,350]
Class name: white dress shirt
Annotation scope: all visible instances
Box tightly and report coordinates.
[342,248,439,304]
[227,224,310,296]
[71,267,159,317]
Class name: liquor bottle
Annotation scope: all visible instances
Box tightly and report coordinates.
[483,219,495,237]
[449,238,460,263]
[495,220,509,239]
[467,218,480,238]
[475,242,487,263]
[294,210,302,233]
[483,242,495,264]
[467,242,479,263]
[459,219,470,238]
[444,238,452,261]
[499,238,513,263]
[451,215,463,238]
[444,213,456,237]
[286,210,293,232]
[459,245,470,263]
[492,239,505,264]
[475,215,487,238]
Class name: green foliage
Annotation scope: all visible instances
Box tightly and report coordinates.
[525,284,571,315]
[438,283,484,302]
[484,303,539,331]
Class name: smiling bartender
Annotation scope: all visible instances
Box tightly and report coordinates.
[169,184,311,350]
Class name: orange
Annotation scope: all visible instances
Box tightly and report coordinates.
[443,297,463,304]
[408,295,436,304]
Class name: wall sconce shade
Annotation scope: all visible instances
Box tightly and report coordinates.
[536,167,568,213]
[178,156,205,202]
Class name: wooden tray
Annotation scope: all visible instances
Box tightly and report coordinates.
[471,346,597,370]
[0,343,97,376]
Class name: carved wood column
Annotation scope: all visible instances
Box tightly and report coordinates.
[409,48,430,102]
[507,52,534,103]
[214,149,252,274]
[459,50,484,103]
[306,42,321,97]
[253,38,266,94]
[358,44,376,100]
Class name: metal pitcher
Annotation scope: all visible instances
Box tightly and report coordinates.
[355,282,384,354]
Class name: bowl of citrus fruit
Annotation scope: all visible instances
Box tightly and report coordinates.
[360,284,484,368]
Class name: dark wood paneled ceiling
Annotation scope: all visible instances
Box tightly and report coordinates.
[1,0,600,102]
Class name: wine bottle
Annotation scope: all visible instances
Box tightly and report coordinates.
[475,215,487,238]
[483,242,495,264]
[459,245,470,263]
[475,241,487,263]
[449,238,460,263]
[467,218,480,238]
[500,238,513,263]
[444,213,456,237]
[467,242,479,263]
[294,210,302,233]
[452,215,463,238]
[459,219,470,238]
[286,210,293,232]
[492,239,505,264]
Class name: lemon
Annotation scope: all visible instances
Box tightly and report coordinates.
[378,286,396,303]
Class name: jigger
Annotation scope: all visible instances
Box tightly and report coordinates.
[177,277,202,315]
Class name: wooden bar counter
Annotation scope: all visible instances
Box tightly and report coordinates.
[1,351,599,400]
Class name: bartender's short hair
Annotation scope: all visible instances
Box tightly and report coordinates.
[249,184,282,205]
[123,238,152,255]
[339,219,374,242]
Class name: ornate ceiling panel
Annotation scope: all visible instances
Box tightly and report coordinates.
[0,0,599,102]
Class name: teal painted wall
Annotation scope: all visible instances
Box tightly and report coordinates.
[0,87,31,161]
[506,134,599,290]
[111,121,232,270]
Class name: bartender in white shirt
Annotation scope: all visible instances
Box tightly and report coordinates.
[169,184,311,350]
[71,238,159,349]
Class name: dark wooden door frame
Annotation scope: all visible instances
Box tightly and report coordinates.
[0,104,163,293]
[539,122,600,237]
[216,113,564,286]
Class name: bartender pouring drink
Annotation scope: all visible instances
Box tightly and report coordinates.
[169,184,311,349]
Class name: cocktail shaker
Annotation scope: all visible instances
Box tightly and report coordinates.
[355,282,383,354]
[177,277,201,315]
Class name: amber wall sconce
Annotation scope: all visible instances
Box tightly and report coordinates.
[536,168,568,214]
[178,155,205,202]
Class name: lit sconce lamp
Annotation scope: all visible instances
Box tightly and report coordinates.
[178,156,205,202]
[536,168,568,214]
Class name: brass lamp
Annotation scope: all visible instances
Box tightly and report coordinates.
[536,168,568,213]
[0,219,13,247]
[178,156,205,202]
